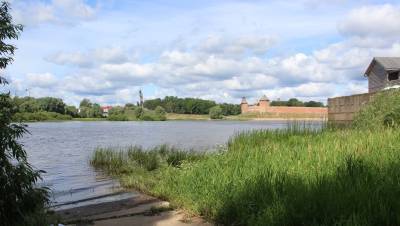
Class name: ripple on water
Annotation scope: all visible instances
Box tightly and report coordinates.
[22,120,323,207]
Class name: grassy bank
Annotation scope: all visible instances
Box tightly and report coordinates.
[91,125,400,225]
[72,117,107,121]
[166,113,210,120]
[13,111,73,122]
[227,112,327,120]
[166,112,327,121]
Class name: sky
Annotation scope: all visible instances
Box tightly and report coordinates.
[3,0,400,106]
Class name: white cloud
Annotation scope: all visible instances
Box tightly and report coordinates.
[47,51,92,67]
[262,82,336,102]
[198,35,276,57]
[26,73,58,88]
[12,0,97,26]
[338,4,400,39]
[100,63,154,81]
[53,0,96,19]
[46,47,129,67]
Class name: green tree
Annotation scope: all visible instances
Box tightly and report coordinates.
[154,106,167,121]
[143,98,162,110]
[0,2,48,225]
[125,103,136,109]
[79,98,92,108]
[92,103,103,118]
[134,107,144,119]
[209,105,223,119]
[220,103,241,115]
[19,99,40,113]
[304,101,324,107]
[270,100,287,106]
[37,97,66,114]
[65,105,78,117]
[287,98,304,106]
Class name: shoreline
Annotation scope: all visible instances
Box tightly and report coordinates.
[20,116,327,123]
[56,192,210,226]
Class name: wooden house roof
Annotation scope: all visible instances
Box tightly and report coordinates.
[365,57,400,76]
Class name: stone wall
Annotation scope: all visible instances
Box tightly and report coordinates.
[242,105,327,117]
[328,92,375,123]
[241,99,328,117]
[245,105,268,113]
[266,107,327,115]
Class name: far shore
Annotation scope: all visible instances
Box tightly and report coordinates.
[18,113,328,123]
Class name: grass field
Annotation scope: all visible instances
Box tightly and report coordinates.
[90,124,400,226]
[166,113,210,120]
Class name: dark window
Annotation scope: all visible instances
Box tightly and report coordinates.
[388,71,399,81]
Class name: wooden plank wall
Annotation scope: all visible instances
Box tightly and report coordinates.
[328,92,375,123]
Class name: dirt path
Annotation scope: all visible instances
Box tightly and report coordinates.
[57,194,211,226]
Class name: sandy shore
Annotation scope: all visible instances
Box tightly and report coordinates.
[57,193,211,226]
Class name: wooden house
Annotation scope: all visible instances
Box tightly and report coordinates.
[365,57,400,93]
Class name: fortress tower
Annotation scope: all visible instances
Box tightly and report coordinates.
[241,97,248,113]
[258,95,270,112]
[240,95,270,113]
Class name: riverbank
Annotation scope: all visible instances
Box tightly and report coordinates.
[89,125,400,225]
[16,114,327,122]
[166,113,210,120]
[57,193,210,226]
[166,113,327,121]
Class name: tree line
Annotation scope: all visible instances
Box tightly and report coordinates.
[11,96,324,122]
[144,96,241,115]
[270,98,324,107]
[11,95,242,121]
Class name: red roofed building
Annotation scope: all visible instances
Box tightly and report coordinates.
[100,106,113,117]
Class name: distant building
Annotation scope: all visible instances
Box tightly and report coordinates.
[240,95,327,115]
[100,106,113,117]
[329,57,400,123]
[240,95,270,113]
[365,57,400,93]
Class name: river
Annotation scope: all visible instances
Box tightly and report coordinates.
[22,120,321,209]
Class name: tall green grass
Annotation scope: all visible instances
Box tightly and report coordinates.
[353,89,400,129]
[91,145,208,192]
[91,126,400,225]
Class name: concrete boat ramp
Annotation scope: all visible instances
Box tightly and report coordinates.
[56,193,211,226]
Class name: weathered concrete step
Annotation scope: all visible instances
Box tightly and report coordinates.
[58,194,211,226]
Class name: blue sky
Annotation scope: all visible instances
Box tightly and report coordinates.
[4,0,400,105]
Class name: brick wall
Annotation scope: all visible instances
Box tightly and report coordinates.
[241,105,327,117]
[266,106,327,115]
[328,92,375,123]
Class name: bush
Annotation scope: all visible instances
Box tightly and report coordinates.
[108,113,129,121]
[13,111,72,122]
[134,107,144,119]
[140,112,157,121]
[353,89,400,129]
[154,106,167,121]
[209,105,223,119]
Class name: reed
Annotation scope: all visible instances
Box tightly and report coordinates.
[91,126,400,225]
[91,145,207,172]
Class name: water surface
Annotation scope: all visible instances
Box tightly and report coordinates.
[22,120,320,208]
